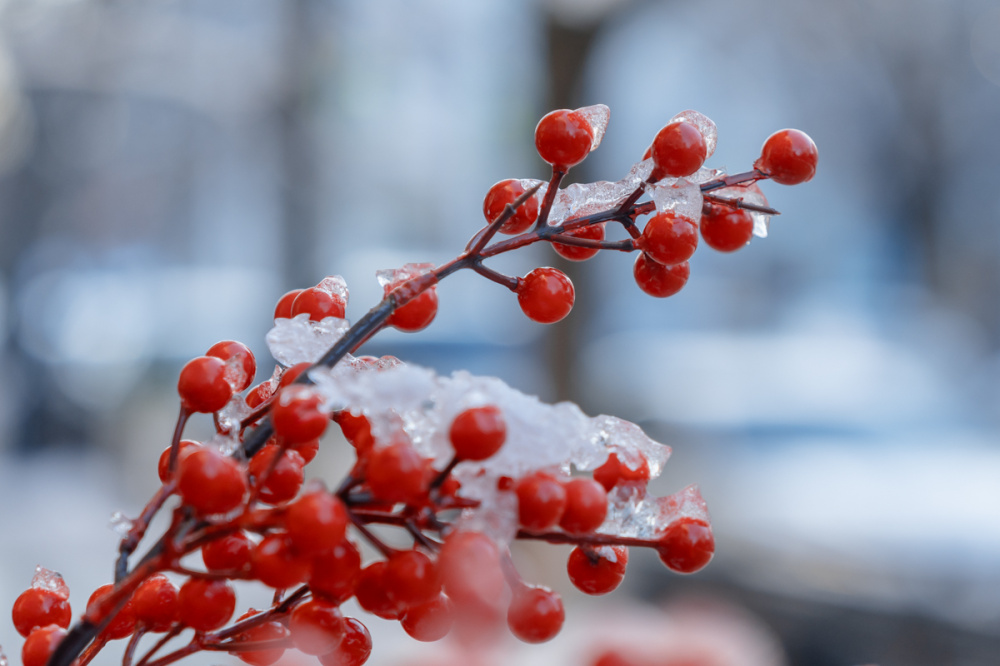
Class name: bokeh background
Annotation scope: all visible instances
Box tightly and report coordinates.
[1,0,999,664]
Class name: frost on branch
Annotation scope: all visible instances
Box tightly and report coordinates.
[266,313,350,366]
[547,158,654,225]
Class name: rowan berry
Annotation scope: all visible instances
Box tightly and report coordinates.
[354,562,400,620]
[86,584,136,640]
[755,128,818,185]
[507,586,564,643]
[271,384,328,444]
[656,518,714,574]
[633,254,689,298]
[289,598,346,656]
[318,617,372,666]
[483,179,540,234]
[517,267,575,324]
[22,625,67,666]
[177,578,235,631]
[178,448,248,515]
[535,109,594,169]
[438,531,504,607]
[637,211,698,266]
[206,340,256,392]
[251,532,310,589]
[566,546,628,595]
[230,609,288,666]
[273,289,303,319]
[385,550,441,610]
[592,452,650,492]
[559,477,608,535]
[552,222,605,261]
[202,531,253,573]
[177,356,233,413]
[367,440,430,505]
[515,472,567,531]
[12,588,71,637]
[401,594,452,642]
[449,405,506,461]
[286,490,348,556]
[650,120,707,179]
[309,540,362,603]
[157,439,200,484]
[699,204,754,252]
[291,286,347,321]
[248,445,304,504]
[132,574,178,632]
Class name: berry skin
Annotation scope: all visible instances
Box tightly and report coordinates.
[517,267,575,324]
[251,532,311,589]
[86,584,136,640]
[22,625,68,666]
[278,361,311,388]
[202,531,253,573]
[552,223,605,261]
[592,452,650,492]
[157,439,200,483]
[230,609,288,666]
[206,340,256,392]
[535,109,594,169]
[271,385,328,444]
[309,539,362,603]
[291,286,347,321]
[559,477,608,535]
[177,578,236,631]
[367,440,430,505]
[286,490,348,556]
[755,128,818,185]
[449,405,506,461]
[132,574,178,632]
[318,617,372,666]
[483,179,540,234]
[384,550,441,610]
[388,286,438,332]
[354,562,401,620]
[289,598,346,656]
[335,411,374,454]
[633,254,689,298]
[656,518,715,574]
[274,289,304,319]
[700,204,754,252]
[177,356,233,413]
[637,211,699,266]
[401,594,452,642]
[12,588,71,637]
[566,546,628,595]
[178,448,248,515]
[515,472,567,531]
[438,531,504,608]
[248,445,305,505]
[507,586,564,643]
[650,120,707,179]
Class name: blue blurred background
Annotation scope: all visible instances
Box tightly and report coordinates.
[1,0,999,664]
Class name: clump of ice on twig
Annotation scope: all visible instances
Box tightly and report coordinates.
[602,484,709,539]
[316,275,349,305]
[671,110,717,158]
[575,103,610,151]
[266,314,350,367]
[646,177,704,222]
[31,565,69,598]
[377,262,436,290]
[548,159,653,225]
[712,182,772,237]
[109,511,134,537]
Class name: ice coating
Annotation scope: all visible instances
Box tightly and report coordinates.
[376,262,436,290]
[266,313,350,366]
[600,484,708,539]
[712,183,771,238]
[109,511,134,536]
[575,104,610,151]
[671,110,717,158]
[216,390,253,436]
[588,414,671,478]
[646,178,704,222]
[31,565,69,599]
[316,275,349,305]
[223,355,250,393]
[547,159,652,226]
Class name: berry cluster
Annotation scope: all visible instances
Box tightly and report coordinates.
[12,104,815,666]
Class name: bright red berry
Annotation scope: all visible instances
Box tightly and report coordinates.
[274,289,303,319]
[318,617,372,666]
[202,531,253,573]
[354,562,400,620]
[22,625,67,666]
[637,211,698,266]
[86,584,136,640]
[335,411,373,453]
[384,550,441,610]
[699,204,754,252]
[387,286,438,332]
[515,472,567,531]
[517,267,575,324]
[367,440,430,505]
[178,448,248,515]
[552,222,605,261]
[483,179,540,235]
[438,531,504,608]
[177,578,235,631]
[755,128,818,185]
[535,109,594,169]
[132,574,178,632]
[248,445,305,505]
[289,598,346,656]
[244,381,274,409]
[507,586,564,643]
[559,477,608,535]
[566,546,628,595]
[309,539,362,603]
[650,120,707,179]
[401,594,452,642]
[449,405,506,461]
[278,361,311,388]
[251,532,311,589]
[592,452,650,492]
[206,340,256,392]
[230,609,288,666]
[291,286,347,321]
[656,518,714,574]
[271,385,328,444]
[177,356,233,413]
[157,439,200,484]
[286,490,348,556]
[12,588,71,637]
[633,253,689,298]
[291,437,320,463]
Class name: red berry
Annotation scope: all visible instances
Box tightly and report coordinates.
[367,440,430,505]
[387,286,438,332]
[177,578,235,631]
[699,204,754,252]
[559,477,608,535]
[279,361,311,388]
[507,586,564,643]
[650,120,707,179]
[552,222,605,261]
[248,445,305,505]
[178,448,248,515]
[592,452,650,492]
[637,211,698,266]
[483,179,540,235]
[22,625,67,666]
[517,267,575,324]
[291,437,320,463]
[206,340,256,392]
[86,584,136,640]
[309,540,362,603]
[318,617,372,666]
[271,385,328,444]
[401,594,452,642]
[157,439,200,484]
[132,574,178,632]
[354,562,400,620]
[515,472,567,531]
[755,128,818,185]
[202,531,253,573]
[251,532,310,589]
[177,356,233,413]
[245,381,274,409]
[291,286,347,321]
[230,609,288,666]
[656,518,714,574]
[449,405,506,461]
[289,598,345,656]
[335,411,374,454]
[286,490,348,556]
[274,289,304,319]
[384,550,441,610]
[12,588,71,637]
[633,254,689,298]
[438,531,504,608]
[566,546,628,595]
[535,109,594,168]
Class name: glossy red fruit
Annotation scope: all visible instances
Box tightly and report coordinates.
[22,625,68,666]
[756,128,818,185]
[251,532,310,589]
[206,340,256,392]
[291,437,320,463]
[567,546,628,595]
[278,361,311,388]
[507,586,564,643]
[592,452,650,492]
[289,598,346,656]
[244,381,274,409]
[449,405,506,461]
[291,286,346,321]
[517,267,575,324]
[335,411,374,454]
[286,490,348,556]
[178,448,248,515]
[177,356,233,413]
[367,440,430,505]
[202,531,253,573]
[535,109,594,168]
[650,120,707,179]
[354,562,400,620]
[177,578,235,631]
[86,584,136,640]
[230,609,288,666]
[318,617,372,666]
[401,594,452,642]
[12,588,71,637]
[552,222,605,261]
[438,531,504,608]
[157,439,200,484]
[309,540,362,603]
[637,211,698,266]
[483,179,540,235]
[656,517,715,574]
[633,254,689,298]
[132,574,178,632]
[248,445,305,505]
[700,204,754,252]
[388,286,438,332]
[515,472,567,531]
[559,477,608,535]
[385,550,441,610]
[271,385,328,444]
[274,289,304,319]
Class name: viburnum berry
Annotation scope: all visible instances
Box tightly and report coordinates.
[291,286,347,321]
[483,179,540,235]
[566,546,628,595]
[177,355,233,413]
[271,384,328,444]
[656,517,715,574]
[517,267,575,324]
[552,222,605,261]
[206,340,256,392]
[286,489,348,556]
[367,439,430,505]
[438,531,504,608]
[22,625,68,666]
[755,128,818,185]
[384,549,441,610]
[535,109,594,169]
[592,452,650,492]
[507,585,564,644]
[202,531,254,573]
[230,609,288,666]
[633,253,689,298]
[157,439,200,483]
[559,477,608,535]
[386,283,438,332]
[401,594,453,642]
[248,445,305,504]
[178,447,248,515]
[650,120,707,179]
[273,289,303,319]
[177,577,236,631]
[318,617,372,666]
[12,587,71,637]
[637,211,699,266]
[251,532,311,589]
[309,539,362,603]
[449,405,506,461]
[289,598,346,655]
[354,561,401,620]
[86,584,136,640]
[515,472,567,531]
[132,574,178,632]
[700,203,754,252]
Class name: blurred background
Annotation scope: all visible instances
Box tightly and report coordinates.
[1,0,999,664]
